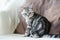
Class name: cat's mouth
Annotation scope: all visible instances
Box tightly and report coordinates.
[28,12,34,18]
[27,12,31,16]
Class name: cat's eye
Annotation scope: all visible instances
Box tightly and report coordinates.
[29,13,31,14]
[24,13,27,15]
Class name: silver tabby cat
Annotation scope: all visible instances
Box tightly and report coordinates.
[21,6,60,38]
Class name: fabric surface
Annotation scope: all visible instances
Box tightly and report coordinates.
[15,0,60,34]
[0,34,59,40]
[14,13,27,34]
[0,0,20,34]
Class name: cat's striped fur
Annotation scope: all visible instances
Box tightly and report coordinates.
[21,6,60,38]
[42,34,60,38]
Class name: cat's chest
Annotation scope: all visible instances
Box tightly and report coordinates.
[32,16,41,25]
[26,15,42,26]
[25,18,32,25]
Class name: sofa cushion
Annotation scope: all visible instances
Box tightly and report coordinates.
[15,0,60,34]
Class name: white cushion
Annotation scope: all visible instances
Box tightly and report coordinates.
[0,34,59,40]
[0,0,25,35]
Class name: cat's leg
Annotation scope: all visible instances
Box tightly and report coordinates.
[24,25,31,37]
[31,32,40,38]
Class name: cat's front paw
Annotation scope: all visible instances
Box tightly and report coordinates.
[24,35,30,37]
[24,33,30,37]
[24,34,27,37]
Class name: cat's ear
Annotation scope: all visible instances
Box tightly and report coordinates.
[30,4,33,9]
[28,7,32,9]
[31,7,33,10]
[23,7,26,9]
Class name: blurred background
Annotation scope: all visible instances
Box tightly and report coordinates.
[0,0,25,35]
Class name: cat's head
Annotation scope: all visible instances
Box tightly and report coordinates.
[21,7,34,18]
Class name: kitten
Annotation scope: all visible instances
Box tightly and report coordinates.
[21,6,51,38]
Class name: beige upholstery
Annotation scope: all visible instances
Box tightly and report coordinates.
[15,0,60,34]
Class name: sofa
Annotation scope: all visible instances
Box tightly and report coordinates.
[15,0,60,35]
[0,0,60,40]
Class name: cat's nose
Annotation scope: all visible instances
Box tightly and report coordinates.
[27,14,29,15]
[27,14,29,16]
